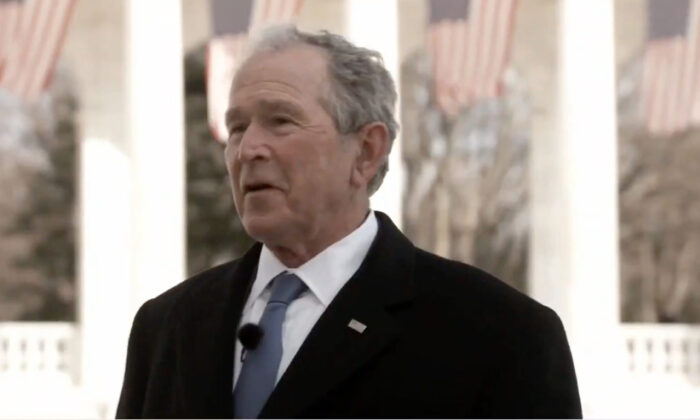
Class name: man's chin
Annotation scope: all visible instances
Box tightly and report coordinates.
[240,215,285,243]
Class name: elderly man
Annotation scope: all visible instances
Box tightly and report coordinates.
[117,26,581,419]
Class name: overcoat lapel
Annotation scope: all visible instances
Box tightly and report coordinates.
[260,212,417,418]
[174,243,262,417]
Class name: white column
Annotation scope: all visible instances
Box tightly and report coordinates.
[74,0,185,416]
[530,0,623,416]
[126,0,186,309]
[70,0,132,416]
[344,0,403,228]
[79,138,132,417]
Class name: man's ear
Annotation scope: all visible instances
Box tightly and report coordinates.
[350,122,390,189]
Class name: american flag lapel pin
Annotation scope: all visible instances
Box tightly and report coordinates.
[348,319,367,334]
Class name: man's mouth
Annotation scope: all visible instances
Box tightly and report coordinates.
[244,183,277,194]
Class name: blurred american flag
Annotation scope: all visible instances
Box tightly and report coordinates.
[207,0,303,143]
[0,0,76,103]
[641,0,700,136]
[426,0,517,116]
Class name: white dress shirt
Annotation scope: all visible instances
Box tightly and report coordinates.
[233,211,379,388]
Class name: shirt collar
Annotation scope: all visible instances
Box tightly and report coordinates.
[247,211,379,310]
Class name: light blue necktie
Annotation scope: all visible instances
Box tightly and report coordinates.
[234,272,307,418]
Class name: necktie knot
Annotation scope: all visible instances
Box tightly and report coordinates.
[269,272,307,305]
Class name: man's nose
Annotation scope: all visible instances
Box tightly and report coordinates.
[237,123,271,162]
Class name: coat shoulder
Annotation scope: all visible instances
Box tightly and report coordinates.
[412,247,559,327]
[136,259,242,327]
[408,247,581,418]
[116,258,244,418]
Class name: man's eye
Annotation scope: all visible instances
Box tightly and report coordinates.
[227,124,246,144]
[271,116,293,126]
[228,124,246,135]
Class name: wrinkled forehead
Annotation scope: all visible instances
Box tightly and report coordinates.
[229,44,331,101]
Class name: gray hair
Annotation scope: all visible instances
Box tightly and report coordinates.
[242,25,399,195]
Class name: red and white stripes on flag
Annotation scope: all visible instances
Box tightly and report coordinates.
[640,0,700,136]
[207,0,303,143]
[249,0,303,31]
[0,0,76,103]
[426,0,517,116]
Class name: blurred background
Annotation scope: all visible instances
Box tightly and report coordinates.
[0,0,699,417]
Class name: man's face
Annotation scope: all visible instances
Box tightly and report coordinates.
[224,45,360,248]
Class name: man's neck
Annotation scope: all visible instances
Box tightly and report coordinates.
[266,207,370,268]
